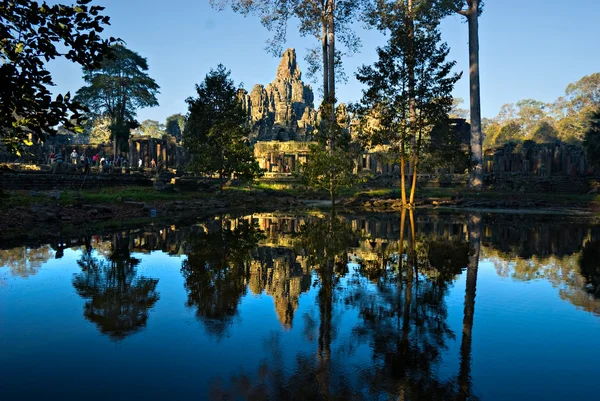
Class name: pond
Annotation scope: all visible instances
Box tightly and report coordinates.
[1,211,599,401]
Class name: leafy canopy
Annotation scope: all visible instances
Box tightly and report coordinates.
[75,44,159,152]
[583,108,600,169]
[183,65,262,186]
[135,120,165,139]
[354,24,460,154]
[0,0,115,154]
[166,113,186,141]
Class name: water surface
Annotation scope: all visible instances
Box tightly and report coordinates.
[1,211,599,400]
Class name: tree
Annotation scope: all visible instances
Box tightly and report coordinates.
[75,44,160,160]
[552,74,600,143]
[530,120,558,144]
[0,0,114,154]
[354,23,460,207]
[451,97,470,120]
[87,116,112,145]
[165,113,186,141]
[183,65,262,189]
[299,103,360,206]
[451,0,484,189]
[583,108,600,170]
[135,119,165,138]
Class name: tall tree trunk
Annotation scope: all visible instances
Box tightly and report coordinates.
[467,1,483,189]
[408,129,423,206]
[113,135,118,164]
[400,139,407,206]
[406,0,417,188]
[327,0,336,103]
[321,19,329,100]
[327,0,337,209]
[457,213,481,401]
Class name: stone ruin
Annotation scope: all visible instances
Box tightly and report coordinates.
[238,48,319,143]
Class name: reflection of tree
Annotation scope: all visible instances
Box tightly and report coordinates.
[73,235,159,340]
[0,245,55,278]
[483,245,600,316]
[351,210,475,400]
[297,213,361,399]
[457,214,482,401]
[210,333,356,401]
[579,240,600,298]
[181,218,264,338]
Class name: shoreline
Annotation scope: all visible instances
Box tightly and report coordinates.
[1,186,598,243]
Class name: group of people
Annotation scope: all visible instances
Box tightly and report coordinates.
[48,148,164,174]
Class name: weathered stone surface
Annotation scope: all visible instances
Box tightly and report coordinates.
[239,48,318,142]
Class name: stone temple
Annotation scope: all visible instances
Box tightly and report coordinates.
[238,48,318,143]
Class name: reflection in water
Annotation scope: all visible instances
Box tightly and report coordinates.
[350,210,474,400]
[580,240,600,297]
[181,217,265,337]
[0,245,55,278]
[73,235,160,340]
[2,211,600,400]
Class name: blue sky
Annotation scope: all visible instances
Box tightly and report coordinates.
[48,0,600,124]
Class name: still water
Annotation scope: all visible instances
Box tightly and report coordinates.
[1,211,599,400]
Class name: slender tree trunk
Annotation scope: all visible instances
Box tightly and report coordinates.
[408,129,422,206]
[406,0,417,185]
[327,0,337,209]
[327,0,336,103]
[400,139,407,206]
[113,135,118,164]
[467,1,483,189]
[321,19,329,100]
[457,213,481,401]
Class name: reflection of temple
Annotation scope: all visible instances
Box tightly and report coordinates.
[249,247,311,329]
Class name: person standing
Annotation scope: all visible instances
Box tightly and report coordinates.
[53,150,63,173]
[80,153,86,173]
[70,149,78,165]
[138,158,143,168]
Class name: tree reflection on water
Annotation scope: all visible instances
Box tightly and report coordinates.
[181,217,265,338]
[73,235,160,340]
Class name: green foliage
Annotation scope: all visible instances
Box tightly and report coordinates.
[299,100,361,202]
[450,98,469,120]
[422,119,470,173]
[354,23,460,148]
[583,109,600,169]
[299,143,359,195]
[85,116,112,145]
[165,113,186,141]
[486,74,600,148]
[0,0,114,154]
[353,18,460,204]
[75,44,160,151]
[135,120,165,139]
[183,65,262,187]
